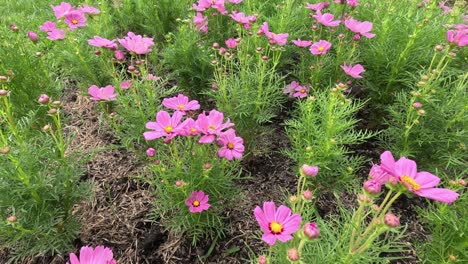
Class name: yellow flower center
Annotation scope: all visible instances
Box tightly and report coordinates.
[227,142,234,149]
[178,104,185,110]
[300,89,306,93]
[318,46,324,52]
[72,19,78,25]
[193,200,200,207]
[164,126,173,133]
[190,128,197,133]
[269,221,283,234]
[401,175,420,191]
[208,125,216,130]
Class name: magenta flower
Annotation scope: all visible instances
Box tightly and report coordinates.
[194,12,208,33]
[229,12,256,29]
[292,39,312,48]
[78,5,100,15]
[64,10,87,30]
[162,94,200,115]
[293,85,310,98]
[313,11,341,27]
[303,222,320,239]
[185,191,211,213]
[225,38,238,49]
[341,63,365,78]
[68,245,116,264]
[143,111,184,141]
[446,29,468,47]
[254,202,302,246]
[114,50,125,61]
[195,110,234,143]
[193,0,227,14]
[217,129,245,160]
[146,148,156,157]
[51,2,73,19]
[301,164,319,177]
[118,32,154,55]
[88,36,118,50]
[27,31,39,42]
[39,21,57,32]
[377,151,460,204]
[47,29,66,40]
[120,80,132,90]
[178,118,201,136]
[344,19,375,39]
[258,22,289,46]
[283,81,300,96]
[88,85,117,101]
[310,40,332,55]
[347,0,359,7]
[306,2,330,12]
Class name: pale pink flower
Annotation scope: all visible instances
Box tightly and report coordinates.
[283,81,300,96]
[306,2,330,12]
[229,12,256,29]
[347,0,359,7]
[217,129,244,160]
[145,74,161,81]
[185,191,211,213]
[114,50,125,61]
[88,85,117,101]
[68,245,116,264]
[446,29,468,47]
[162,94,200,114]
[64,10,87,30]
[438,1,451,14]
[310,40,332,55]
[88,36,117,50]
[341,63,365,78]
[39,21,57,32]
[178,118,201,136]
[344,18,375,39]
[47,29,66,40]
[195,110,234,143]
[51,2,73,19]
[120,80,132,90]
[78,5,100,15]
[313,11,340,27]
[229,0,243,3]
[194,12,208,33]
[292,39,312,47]
[254,202,302,246]
[293,85,310,98]
[144,111,184,141]
[118,32,154,54]
[225,38,238,49]
[193,0,227,14]
[258,22,289,46]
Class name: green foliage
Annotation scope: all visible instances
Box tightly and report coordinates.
[285,88,375,191]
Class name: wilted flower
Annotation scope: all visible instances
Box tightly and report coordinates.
[194,12,208,33]
[229,12,257,29]
[120,80,132,90]
[185,190,211,213]
[68,245,116,264]
[78,4,100,15]
[39,21,57,32]
[47,29,66,40]
[114,50,125,61]
[254,201,302,246]
[258,22,289,46]
[306,2,330,12]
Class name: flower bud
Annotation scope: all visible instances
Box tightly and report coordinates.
[219,48,226,55]
[371,204,379,211]
[458,179,466,186]
[338,33,345,38]
[52,100,61,107]
[48,109,58,115]
[128,65,135,72]
[38,94,49,104]
[301,164,319,177]
[176,180,183,187]
[449,255,457,261]
[303,190,313,200]
[312,25,318,31]
[417,81,426,86]
[258,255,267,264]
[135,60,142,65]
[384,213,400,227]
[203,163,212,169]
[114,50,125,61]
[211,60,218,65]
[417,109,426,116]
[146,148,156,157]
[363,180,382,195]
[95,50,101,55]
[27,31,39,42]
[435,45,444,51]
[154,160,161,165]
[421,75,429,80]
[9,24,19,31]
[7,215,17,223]
[287,248,300,262]
[42,124,51,132]
[289,195,297,203]
[412,102,422,108]
[305,146,312,151]
[0,146,11,154]
[212,42,220,49]
[0,89,9,96]
[303,222,320,239]
[211,82,218,91]
[261,55,268,61]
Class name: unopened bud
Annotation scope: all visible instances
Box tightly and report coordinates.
[289,195,297,203]
[417,81,426,86]
[258,255,267,264]
[363,180,382,195]
[7,215,17,223]
[417,109,426,116]
[261,55,268,61]
[412,102,422,108]
[0,146,11,154]
[42,124,51,132]
[435,45,444,51]
[212,42,220,49]
[287,248,300,262]
[0,89,9,96]
[48,109,58,115]
[176,180,183,187]
[27,31,39,42]
[306,146,312,151]
[458,179,466,186]
[303,190,313,200]
[448,52,456,57]
[146,148,156,157]
[203,163,212,169]
[219,48,226,55]
[128,65,135,72]
[301,164,319,177]
[384,213,400,227]
[421,75,429,80]
[371,204,379,211]
[211,60,218,65]
[338,33,345,38]
[449,255,457,261]
[38,94,49,104]
[154,160,161,165]
[52,100,61,107]
[303,222,320,239]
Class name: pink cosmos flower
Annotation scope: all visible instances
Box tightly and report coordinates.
[120,80,132,90]
[88,85,117,101]
[254,202,302,246]
[258,22,289,46]
[306,2,330,12]
[114,50,125,61]
[229,0,243,3]
[217,129,245,160]
[39,21,57,32]
[64,10,87,30]
[341,63,365,78]
[196,110,234,143]
[293,85,310,98]
[313,11,340,27]
[347,0,359,7]
[446,29,468,47]
[178,118,201,136]
[68,245,116,264]
[162,94,200,114]
[194,12,208,33]
[344,19,375,39]
[310,40,332,55]
[438,1,451,14]
[118,32,154,55]
[47,29,66,40]
[88,36,118,50]
[185,191,211,213]
[292,39,312,47]
[51,2,73,19]
[283,81,300,96]
[145,74,161,81]
[143,111,184,141]
[229,12,256,29]
[193,0,227,14]
[79,5,100,15]
[378,151,459,203]
[225,38,238,49]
